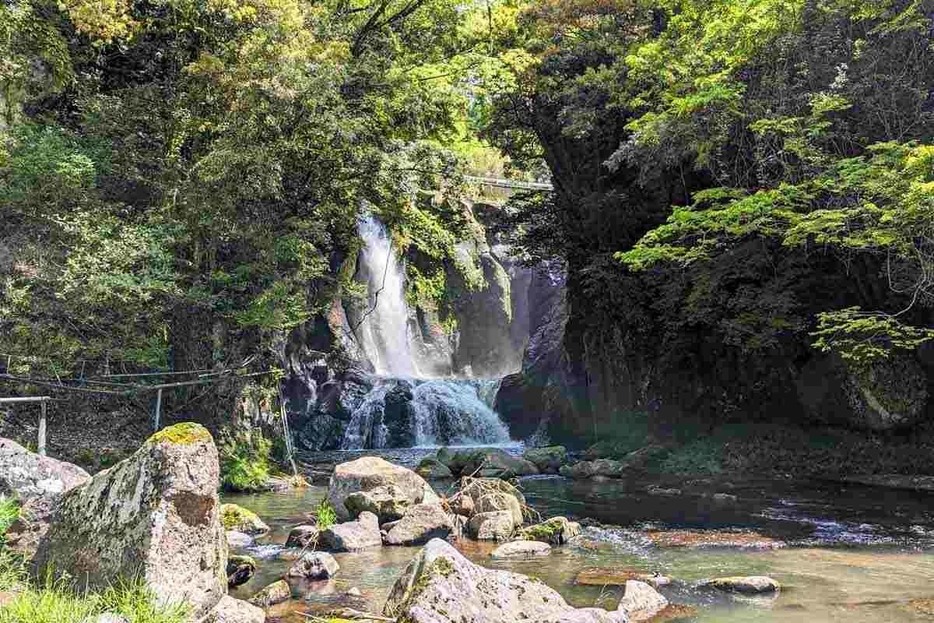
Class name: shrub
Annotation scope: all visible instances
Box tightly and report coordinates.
[219,431,272,492]
[315,499,337,532]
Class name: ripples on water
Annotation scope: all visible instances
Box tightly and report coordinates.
[225,451,934,623]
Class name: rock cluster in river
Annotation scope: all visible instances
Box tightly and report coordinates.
[328,455,439,521]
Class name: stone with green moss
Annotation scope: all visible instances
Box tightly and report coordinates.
[147,422,213,446]
[220,503,269,535]
[518,516,582,545]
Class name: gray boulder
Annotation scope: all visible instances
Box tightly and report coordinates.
[345,485,411,522]
[286,551,340,579]
[518,516,581,545]
[0,437,90,556]
[328,457,438,521]
[284,524,319,549]
[319,511,382,552]
[617,580,668,621]
[457,447,539,479]
[226,554,256,588]
[523,446,568,474]
[33,423,226,619]
[248,579,290,607]
[415,457,453,479]
[384,538,625,623]
[384,503,453,546]
[702,576,780,594]
[466,510,514,541]
[202,595,265,623]
[490,540,551,559]
[226,531,254,549]
[474,491,523,527]
[220,504,269,535]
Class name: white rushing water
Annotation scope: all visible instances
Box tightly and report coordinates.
[355,214,422,377]
[342,215,513,449]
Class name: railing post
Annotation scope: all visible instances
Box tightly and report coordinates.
[153,387,162,431]
[38,399,47,456]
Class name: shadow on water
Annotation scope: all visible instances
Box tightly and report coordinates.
[226,451,934,623]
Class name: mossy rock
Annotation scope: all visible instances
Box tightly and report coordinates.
[517,516,581,545]
[522,446,567,473]
[147,422,212,446]
[220,503,269,535]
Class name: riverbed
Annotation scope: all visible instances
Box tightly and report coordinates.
[225,453,934,622]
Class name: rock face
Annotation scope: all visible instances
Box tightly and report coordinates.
[0,437,90,555]
[328,457,438,521]
[617,580,668,622]
[345,486,411,522]
[518,517,581,545]
[33,423,226,619]
[797,353,930,431]
[384,503,453,546]
[474,491,524,527]
[384,538,625,623]
[202,595,265,623]
[490,540,551,559]
[286,551,340,579]
[319,511,382,552]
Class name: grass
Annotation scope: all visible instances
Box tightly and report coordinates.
[0,579,189,623]
[0,496,18,542]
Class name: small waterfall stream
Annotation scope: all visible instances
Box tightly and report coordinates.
[338,215,513,449]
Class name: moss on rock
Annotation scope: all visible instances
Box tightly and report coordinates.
[147,422,212,446]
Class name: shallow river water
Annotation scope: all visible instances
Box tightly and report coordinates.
[225,452,934,623]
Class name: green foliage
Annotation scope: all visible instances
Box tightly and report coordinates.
[655,438,724,476]
[314,499,337,532]
[0,579,188,623]
[219,432,272,492]
[0,496,18,544]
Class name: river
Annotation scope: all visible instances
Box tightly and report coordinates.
[224,450,934,622]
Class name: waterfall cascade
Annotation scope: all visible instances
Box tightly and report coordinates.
[337,214,513,449]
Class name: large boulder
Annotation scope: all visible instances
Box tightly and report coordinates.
[383,538,625,623]
[284,524,319,549]
[286,551,340,579]
[220,504,269,535]
[384,503,453,546]
[518,516,581,545]
[523,446,568,474]
[415,457,453,479]
[345,486,411,522]
[490,540,551,559]
[328,457,438,521]
[226,555,256,588]
[319,511,382,552]
[248,580,291,607]
[0,437,90,556]
[702,576,780,594]
[474,491,523,528]
[617,581,668,622]
[456,448,539,479]
[466,510,515,541]
[33,423,226,619]
[455,478,526,514]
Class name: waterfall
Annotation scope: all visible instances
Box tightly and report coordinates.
[331,213,515,450]
[355,214,422,377]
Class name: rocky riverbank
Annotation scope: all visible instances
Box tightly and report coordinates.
[10,426,934,623]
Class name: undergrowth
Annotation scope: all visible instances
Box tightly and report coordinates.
[219,430,273,492]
